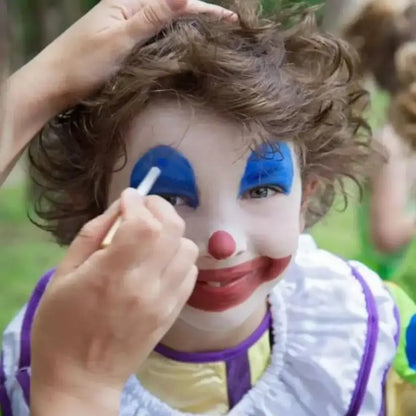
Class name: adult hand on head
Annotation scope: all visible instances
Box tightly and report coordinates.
[31,190,199,416]
[0,0,236,185]
[27,0,237,104]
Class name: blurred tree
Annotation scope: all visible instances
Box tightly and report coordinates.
[8,0,99,67]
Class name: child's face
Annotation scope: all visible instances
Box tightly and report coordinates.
[109,100,304,332]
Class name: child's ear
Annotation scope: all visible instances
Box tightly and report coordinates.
[299,178,319,232]
[302,178,319,207]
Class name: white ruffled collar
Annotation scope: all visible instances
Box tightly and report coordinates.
[119,285,287,416]
[118,236,394,416]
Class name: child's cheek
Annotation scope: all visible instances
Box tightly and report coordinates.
[246,185,302,260]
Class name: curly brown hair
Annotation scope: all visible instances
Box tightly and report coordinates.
[29,1,373,245]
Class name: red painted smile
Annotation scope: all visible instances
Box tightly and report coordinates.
[187,255,292,312]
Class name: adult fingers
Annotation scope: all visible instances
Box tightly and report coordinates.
[169,264,198,317]
[106,188,162,265]
[125,0,236,43]
[138,195,188,270]
[154,263,198,336]
[125,0,185,42]
[161,237,199,291]
[56,199,120,277]
[185,0,237,22]
[145,195,185,237]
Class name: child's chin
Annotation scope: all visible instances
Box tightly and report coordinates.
[180,285,272,333]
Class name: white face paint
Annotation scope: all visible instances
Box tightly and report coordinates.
[109,100,303,333]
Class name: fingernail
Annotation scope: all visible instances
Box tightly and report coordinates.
[228,12,238,22]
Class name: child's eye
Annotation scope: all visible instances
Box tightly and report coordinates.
[243,186,283,199]
[159,194,189,206]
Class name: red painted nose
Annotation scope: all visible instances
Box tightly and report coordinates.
[208,231,236,260]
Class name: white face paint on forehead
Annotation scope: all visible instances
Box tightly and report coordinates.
[108,99,303,332]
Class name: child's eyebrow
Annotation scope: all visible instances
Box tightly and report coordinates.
[243,163,289,181]
[239,143,294,195]
[130,145,199,207]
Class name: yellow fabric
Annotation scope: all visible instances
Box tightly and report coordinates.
[137,331,271,415]
[386,368,416,416]
[248,331,272,385]
[138,351,229,415]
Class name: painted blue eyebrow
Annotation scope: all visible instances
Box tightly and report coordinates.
[239,142,294,196]
[130,145,199,208]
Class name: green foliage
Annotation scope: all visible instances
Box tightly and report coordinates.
[260,0,324,23]
[11,0,99,64]
[82,0,99,12]
[262,0,279,13]
[0,185,64,342]
[263,0,323,11]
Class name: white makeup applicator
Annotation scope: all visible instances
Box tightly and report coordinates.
[101,166,161,247]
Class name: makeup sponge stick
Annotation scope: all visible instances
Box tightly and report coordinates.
[101,166,161,247]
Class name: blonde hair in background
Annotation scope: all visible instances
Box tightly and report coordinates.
[389,41,416,149]
[323,0,411,35]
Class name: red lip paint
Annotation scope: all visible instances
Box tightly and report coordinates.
[188,255,292,312]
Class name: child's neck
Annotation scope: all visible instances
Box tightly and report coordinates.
[160,301,268,353]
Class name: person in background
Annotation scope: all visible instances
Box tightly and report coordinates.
[324,1,416,415]
[327,0,416,281]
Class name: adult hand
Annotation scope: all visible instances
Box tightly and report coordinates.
[28,0,237,105]
[1,0,236,185]
[31,189,199,416]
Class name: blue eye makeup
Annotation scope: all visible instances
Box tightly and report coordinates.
[130,145,199,208]
[239,142,294,197]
